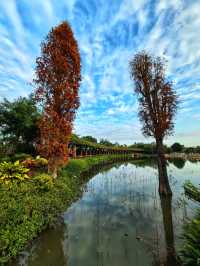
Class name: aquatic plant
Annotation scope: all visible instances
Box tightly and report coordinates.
[180,209,200,265]
[184,181,200,202]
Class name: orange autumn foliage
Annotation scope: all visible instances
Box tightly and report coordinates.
[34,21,81,177]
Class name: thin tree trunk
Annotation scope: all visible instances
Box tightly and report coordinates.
[156,139,172,195]
[48,157,58,178]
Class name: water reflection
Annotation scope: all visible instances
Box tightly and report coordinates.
[168,158,186,169]
[14,224,68,266]
[158,195,181,266]
[14,160,199,266]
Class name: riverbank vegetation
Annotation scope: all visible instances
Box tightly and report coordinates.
[0,154,133,264]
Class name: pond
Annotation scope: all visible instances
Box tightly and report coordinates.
[15,159,200,266]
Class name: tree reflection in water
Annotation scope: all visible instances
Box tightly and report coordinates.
[168,158,186,169]
[158,195,182,266]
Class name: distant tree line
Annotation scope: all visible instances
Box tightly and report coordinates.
[80,136,125,147]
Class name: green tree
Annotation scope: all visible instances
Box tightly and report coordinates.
[81,136,97,143]
[99,139,113,146]
[171,142,183,152]
[0,95,40,154]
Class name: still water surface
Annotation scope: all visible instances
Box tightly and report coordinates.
[16,159,200,266]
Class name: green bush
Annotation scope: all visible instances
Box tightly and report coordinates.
[22,158,37,169]
[22,156,48,169]
[0,160,30,184]
[35,156,48,167]
[33,173,53,191]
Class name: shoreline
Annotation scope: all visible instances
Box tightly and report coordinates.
[1,154,134,264]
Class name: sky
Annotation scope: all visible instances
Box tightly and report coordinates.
[0,0,200,146]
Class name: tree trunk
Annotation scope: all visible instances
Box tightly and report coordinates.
[48,158,58,178]
[156,139,172,195]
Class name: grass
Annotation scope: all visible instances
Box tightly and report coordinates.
[0,154,133,264]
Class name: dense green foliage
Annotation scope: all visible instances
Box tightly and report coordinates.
[184,146,200,154]
[81,136,97,143]
[0,154,132,264]
[71,134,138,151]
[0,160,29,184]
[0,95,40,155]
[171,142,184,152]
[129,142,172,154]
[180,209,200,265]
[99,138,116,146]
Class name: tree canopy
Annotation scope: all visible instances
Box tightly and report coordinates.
[0,95,40,153]
[99,139,114,146]
[34,21,81,177]
[81,136,97,143]
[171,142,183,152]
[130,51,178,142]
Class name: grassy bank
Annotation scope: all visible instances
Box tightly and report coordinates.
[0,154,133,264]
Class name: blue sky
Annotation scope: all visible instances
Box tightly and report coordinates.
[0,0,200,146]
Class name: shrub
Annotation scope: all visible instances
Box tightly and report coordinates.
[0,160,30,184]
[22,156,48,169]
[22,158,37,168]
[33,173,54,191]
[35,156,48,167]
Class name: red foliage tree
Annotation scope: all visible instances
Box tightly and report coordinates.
[34,21,81,177]
[130,51,178,195]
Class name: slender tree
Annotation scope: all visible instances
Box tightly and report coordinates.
[130,51,178,195]
[34,21,81,177]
